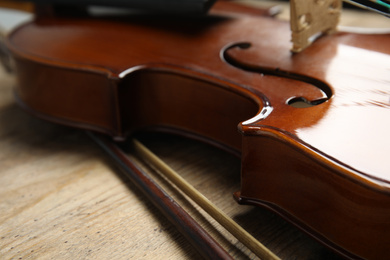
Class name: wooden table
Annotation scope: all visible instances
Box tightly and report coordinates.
[0,58,343,260]
[1,2,389,259]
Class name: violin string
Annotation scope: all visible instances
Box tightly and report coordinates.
[343,0,390,17]
[132,139,281,260]
[373,0,390,9]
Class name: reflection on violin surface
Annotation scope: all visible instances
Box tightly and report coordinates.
[1,0,390,259]
[297,44,390,178]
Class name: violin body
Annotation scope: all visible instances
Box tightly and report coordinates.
[6,2,390,259]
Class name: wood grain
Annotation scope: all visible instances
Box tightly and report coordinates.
[2,2,389,259]
[0,68,200,259]
[0,65,344,259]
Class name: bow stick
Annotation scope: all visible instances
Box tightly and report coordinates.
[88,131,280,260]
[87,131,232,259]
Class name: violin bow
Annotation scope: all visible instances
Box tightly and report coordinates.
[88,131,280,260]
[87,132,232,260]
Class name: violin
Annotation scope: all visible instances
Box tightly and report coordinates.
[5,1,390,259]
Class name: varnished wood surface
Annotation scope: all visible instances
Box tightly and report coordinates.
[0,67,342,259]
[1,2,390,259]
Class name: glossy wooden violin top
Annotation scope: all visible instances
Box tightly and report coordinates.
[6,2,390,259]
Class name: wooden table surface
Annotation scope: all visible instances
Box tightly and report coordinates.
[0,67,345,260]
[0,1,389,259]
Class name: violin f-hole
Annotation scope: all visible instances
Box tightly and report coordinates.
[221,42,332,107]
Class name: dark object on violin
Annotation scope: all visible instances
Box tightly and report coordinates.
[23,0,216,14]
[6,1,390,259]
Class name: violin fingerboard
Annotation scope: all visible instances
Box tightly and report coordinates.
[29,0,217,14]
